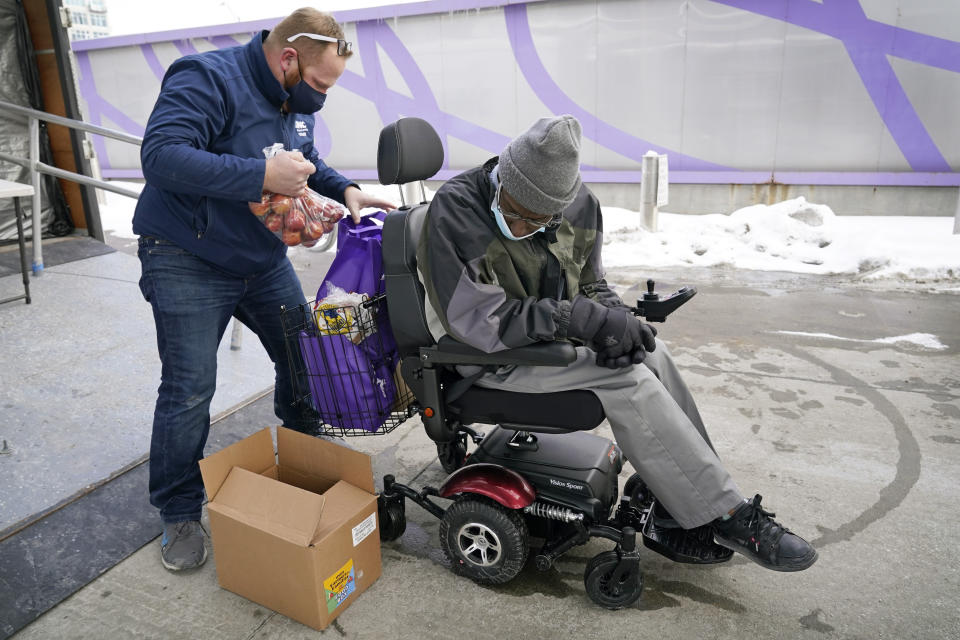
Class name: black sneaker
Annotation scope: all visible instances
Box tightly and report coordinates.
[712,495,818,572]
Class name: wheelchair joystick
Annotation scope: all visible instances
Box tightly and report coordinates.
[644,279,658,301]
[634,278,697,323]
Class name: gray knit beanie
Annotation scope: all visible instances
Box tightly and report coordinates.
[498,115,582,216]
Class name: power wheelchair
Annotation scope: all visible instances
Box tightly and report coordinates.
[374,117,731,609]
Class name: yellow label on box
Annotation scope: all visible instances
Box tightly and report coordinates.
[324,559,356,614]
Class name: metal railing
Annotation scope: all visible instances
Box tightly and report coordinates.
[0,99,143,274]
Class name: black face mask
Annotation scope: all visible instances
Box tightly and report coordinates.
[284,58,327,114]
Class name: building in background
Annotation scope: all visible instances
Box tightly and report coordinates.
[70,0,960,216]
[64,0,108,41]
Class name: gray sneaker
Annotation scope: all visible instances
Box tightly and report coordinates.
[160,521,208,571]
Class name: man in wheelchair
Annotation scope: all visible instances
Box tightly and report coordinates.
[416,115,817,573]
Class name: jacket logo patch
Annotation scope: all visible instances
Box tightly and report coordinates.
[295,120,309,137]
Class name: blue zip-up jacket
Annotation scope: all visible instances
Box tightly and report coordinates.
[133,30,354,277]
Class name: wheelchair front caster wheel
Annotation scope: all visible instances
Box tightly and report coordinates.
[378,495,406,542]
[584,551,643,610]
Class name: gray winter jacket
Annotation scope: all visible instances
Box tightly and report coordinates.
[418,158,624,353]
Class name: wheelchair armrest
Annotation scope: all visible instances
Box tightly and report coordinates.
[421,336,577,367]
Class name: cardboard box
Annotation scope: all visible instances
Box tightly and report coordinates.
[199,426,381,631]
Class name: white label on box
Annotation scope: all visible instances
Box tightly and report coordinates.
[352,512,377,546]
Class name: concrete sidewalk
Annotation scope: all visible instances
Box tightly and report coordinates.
[3,247,959,639]
[0,243,277,534]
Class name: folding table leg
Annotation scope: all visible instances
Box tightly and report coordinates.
[14,196,30,304]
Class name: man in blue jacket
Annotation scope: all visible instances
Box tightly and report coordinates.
[133,8,395,572]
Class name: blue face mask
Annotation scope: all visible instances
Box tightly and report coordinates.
[491,199,543,241]
[284,59,327,114]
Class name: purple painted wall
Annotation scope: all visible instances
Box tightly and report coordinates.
[72,0,960,186]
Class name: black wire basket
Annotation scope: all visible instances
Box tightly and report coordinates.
[281,295,415,437]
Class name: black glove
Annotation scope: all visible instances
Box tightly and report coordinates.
[567,296,657,368]
[596,324,657,369]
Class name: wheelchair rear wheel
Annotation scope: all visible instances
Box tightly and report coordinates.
[440,496,528,585]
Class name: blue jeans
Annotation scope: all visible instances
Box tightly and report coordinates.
[138,236,307,524]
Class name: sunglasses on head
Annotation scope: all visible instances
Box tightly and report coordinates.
[286,32,352,56]
[496,182,562,230]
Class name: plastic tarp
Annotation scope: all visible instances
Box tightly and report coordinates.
[0,0,56,240]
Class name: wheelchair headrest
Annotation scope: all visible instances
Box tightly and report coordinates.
[377,117,444,185]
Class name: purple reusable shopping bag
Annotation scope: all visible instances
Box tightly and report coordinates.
[298,211,399,433]
[298,331,395,433]
[322,210,399,359]
[319,212,386,297]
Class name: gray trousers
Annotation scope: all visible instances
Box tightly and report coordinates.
[466,338,744,529]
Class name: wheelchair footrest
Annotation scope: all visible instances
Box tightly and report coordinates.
[641,501,734,565]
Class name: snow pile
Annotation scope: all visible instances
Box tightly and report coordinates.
[602,197,960,282]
